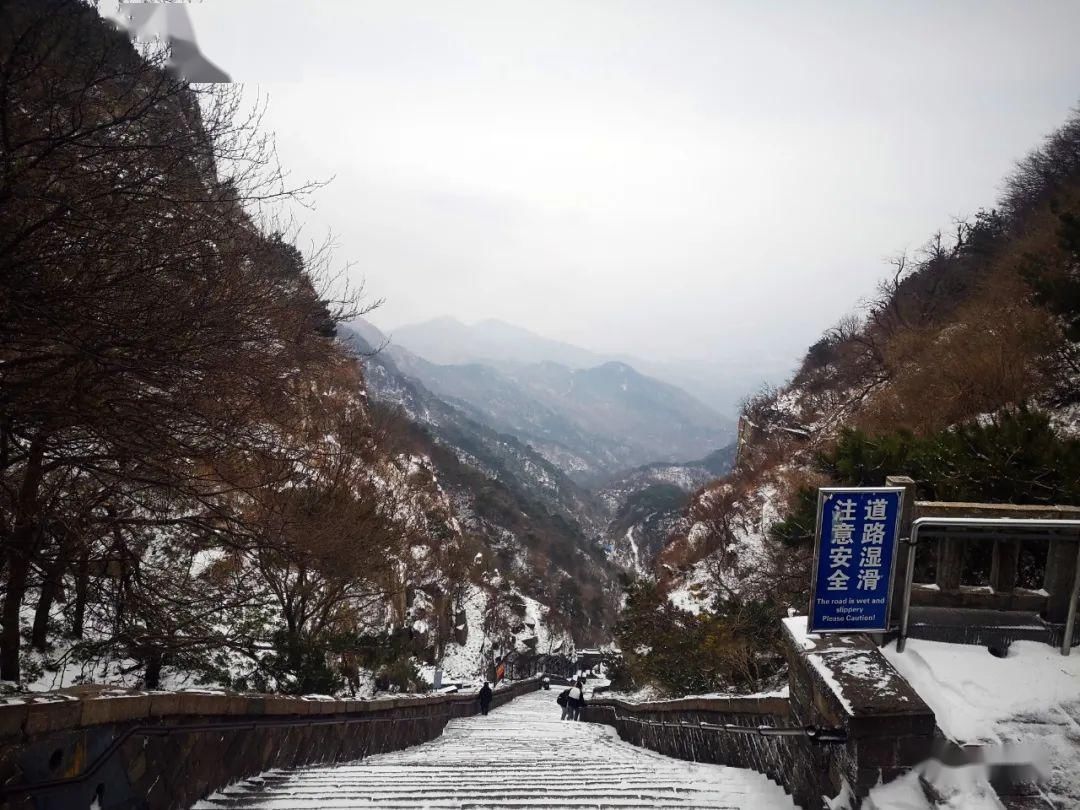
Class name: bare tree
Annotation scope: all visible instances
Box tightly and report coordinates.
[0,0,349,680]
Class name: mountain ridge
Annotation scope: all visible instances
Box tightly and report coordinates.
[354,316,735,483]
[375,315,768,418]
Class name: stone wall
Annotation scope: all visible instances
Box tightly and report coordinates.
[781,618,935,803]
[583,619,936,809]
[0,678,539,810]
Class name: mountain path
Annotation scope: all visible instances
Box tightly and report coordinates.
[193,689,799,809]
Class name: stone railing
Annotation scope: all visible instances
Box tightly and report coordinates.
[781,618,935,804]
[583,619,936,808]
[0,678,539,810]
[886,475,1080,627]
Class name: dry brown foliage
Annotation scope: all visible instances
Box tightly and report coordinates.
[857,271,1058,434]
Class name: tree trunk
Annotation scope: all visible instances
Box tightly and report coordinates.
[32,537,70,650]
[144,647,163,689]
[109,520,127,634]
[1,437,46,682]
[71,550,89,640]
[1,549,31,681]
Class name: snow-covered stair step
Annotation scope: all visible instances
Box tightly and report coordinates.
[210,780,739,792]
[198,803,764,807]
[194,690,800,809]
[200,789,764,802]
[240,773,724,785]
[200,804,758,809]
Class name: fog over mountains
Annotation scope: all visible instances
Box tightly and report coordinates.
[388,317,605,370]
[350,316,736,484]
[382,316,760,420]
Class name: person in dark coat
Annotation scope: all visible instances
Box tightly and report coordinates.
[558,686,572,720]
[478,681,493,715]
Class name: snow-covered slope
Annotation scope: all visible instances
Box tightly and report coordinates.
[595,445,738,574]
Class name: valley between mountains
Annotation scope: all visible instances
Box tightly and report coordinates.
[339,316,738,637]
[7,3,1079,737]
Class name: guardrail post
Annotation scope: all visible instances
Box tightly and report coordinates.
[936,536,964,591]
[1045,537,1080,623]
[887,476,916,623]
[1062,541,1080,655]
[990,539,1021,593]
[896,519,923,653]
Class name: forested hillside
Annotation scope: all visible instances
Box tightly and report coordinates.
[616,106,1080,698]
[0,0,602,695]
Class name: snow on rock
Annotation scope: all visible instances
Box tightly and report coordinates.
[518,594,572,657]
[667,561,712,615]
[438,584,489,682]
[663,473,795,614]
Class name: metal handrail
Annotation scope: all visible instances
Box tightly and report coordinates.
[588,705,846,744]
[896,517,1080,655]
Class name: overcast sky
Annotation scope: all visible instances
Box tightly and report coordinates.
[119,1,1080,378]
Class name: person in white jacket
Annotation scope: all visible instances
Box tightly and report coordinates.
[565,680,585,721]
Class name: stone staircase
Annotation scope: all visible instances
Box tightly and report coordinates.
[195,690,799,809]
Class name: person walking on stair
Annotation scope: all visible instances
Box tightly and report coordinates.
[557,685,572,720]
[566,679,585,720]
[478,681,493,715]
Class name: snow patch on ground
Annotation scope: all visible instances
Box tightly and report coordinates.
[625,526,641,572]
[882,639,1080,743]
[883,637,1080,806]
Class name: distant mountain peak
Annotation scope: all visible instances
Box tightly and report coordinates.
[593,360,635,375]
[345,316,389,351]
[427,314,468,326]
[380,314,751,419]
[474,317,523,330]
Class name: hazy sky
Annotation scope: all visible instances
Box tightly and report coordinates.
[117,1,1080,379]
